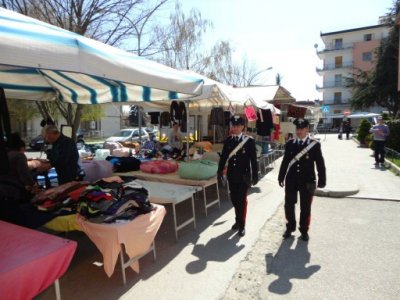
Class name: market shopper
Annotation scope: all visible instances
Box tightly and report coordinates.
[42,125,83,184]
[167,122,183,159]
[370,116,390,166]
[217,116,258,237]
[278,118,326,241]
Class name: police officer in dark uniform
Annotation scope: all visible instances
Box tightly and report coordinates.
[218,116,258,237]
[278,118,326,241]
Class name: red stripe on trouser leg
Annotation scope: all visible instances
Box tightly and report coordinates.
[242,194,248,226]
[307,195,314,228]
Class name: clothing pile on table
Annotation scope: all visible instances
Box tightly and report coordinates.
[30,177,153,225]
[31,181,87,212]
[77,178,153,224]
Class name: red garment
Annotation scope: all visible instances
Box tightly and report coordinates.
[273,124,280,141]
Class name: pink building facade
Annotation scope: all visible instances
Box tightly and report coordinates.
[353,40,381,72]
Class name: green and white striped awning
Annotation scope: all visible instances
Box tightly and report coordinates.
[0,8,203,104]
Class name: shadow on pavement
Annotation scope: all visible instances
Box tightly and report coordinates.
[185,230,245,274]
[265,237,321,295]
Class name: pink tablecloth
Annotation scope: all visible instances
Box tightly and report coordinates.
[0,221,77,300]
[77,204,166,277]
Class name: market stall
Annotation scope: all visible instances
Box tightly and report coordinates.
[0,7,206,290]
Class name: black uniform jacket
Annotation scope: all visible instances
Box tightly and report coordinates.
[278,138,326,187]
[218,135,258,184]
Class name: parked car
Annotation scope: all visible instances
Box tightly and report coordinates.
[29,133,85,150]
[105,128,149,143]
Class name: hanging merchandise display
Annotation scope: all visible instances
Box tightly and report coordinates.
[244,105,258,121]
[273,124,280,141]
[180,102,187,132]
[160,111,171,127]
[148,112,161,125]
[210,107,224,126]
[287,104,307,118]
[256,109,274,136]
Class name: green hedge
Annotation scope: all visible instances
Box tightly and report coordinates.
[386,120,400,152]
[357,119,371,144]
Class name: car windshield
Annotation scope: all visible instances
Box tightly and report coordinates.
[113,130,134,137]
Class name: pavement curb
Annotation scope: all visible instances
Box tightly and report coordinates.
[315,186,360,198]
[353,136,400,176]
[384,159,400,176]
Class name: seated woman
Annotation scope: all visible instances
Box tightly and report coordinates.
[0,133,56,228]
[167,122,183,159]
[6,133,41,201]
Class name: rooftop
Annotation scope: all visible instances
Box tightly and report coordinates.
[320,24,389,36]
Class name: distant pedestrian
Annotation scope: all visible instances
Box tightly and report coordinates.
[370,116,390,166]
[278,118,326,241]
[338,123,343,140]
[218,116,258,237]
[343,119,352,140]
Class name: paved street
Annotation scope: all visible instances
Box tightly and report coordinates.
[223,133,400,299]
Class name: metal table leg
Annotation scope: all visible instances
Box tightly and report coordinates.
[54,279,61,300]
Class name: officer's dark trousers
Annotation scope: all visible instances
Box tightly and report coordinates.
[284,180,314,234]
[374,140,385,163]
[229,180,248,229]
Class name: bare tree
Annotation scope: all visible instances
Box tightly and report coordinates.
[217,55,272,87]
[127,0,169,56]
[154,2,212,70]
[2,0,168,139]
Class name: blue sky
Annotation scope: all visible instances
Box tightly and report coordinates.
[175,0,394,101]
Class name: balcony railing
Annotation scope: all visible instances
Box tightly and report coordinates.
[316,62,353,72]
[316,80,348,90]
[321,99,350,105]
[317,42,354,54]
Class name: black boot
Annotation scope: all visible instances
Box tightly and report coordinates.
[238,227,245,237]
[231,223,239,230]
[300,232,309,241]
[282,230,293,239]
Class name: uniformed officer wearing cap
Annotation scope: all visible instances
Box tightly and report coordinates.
[278,118,326,241]
[218,116,258,237]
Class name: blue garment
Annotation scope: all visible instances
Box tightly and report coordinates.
[370,124,390,141]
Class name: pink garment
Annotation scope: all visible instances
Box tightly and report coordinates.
[82,160,113,183]
[0,221,77,300]
[112,147,131,157]
[244,105,257,121]
[77,204,166,277]
[140,160,179,174]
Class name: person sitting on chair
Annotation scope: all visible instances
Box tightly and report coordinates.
[167,122,183,159]
[6,133,41,200]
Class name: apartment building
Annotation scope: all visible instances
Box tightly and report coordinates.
[317,21,390,126]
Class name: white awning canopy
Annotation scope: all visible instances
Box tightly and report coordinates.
[0,8,204,104]
[232,85,289,113]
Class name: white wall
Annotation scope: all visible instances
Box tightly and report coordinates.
[100,103,122,137]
